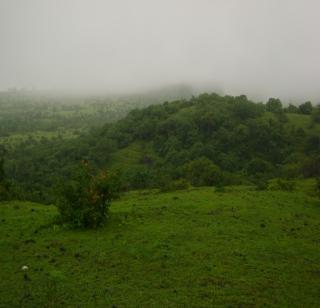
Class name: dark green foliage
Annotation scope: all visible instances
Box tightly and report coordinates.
[246,158,274,176]
[301,156,320,177]
[3,92,320,200]
[56,162,119,229]
[255,178,268,191]
[299,101,313,115]
[305,135,320,154]
[0,145,6,183]
[231,95,265,120]
[0,145,15,201]
[122,166,156,190]
[281,162,302,179]
[183,157,223,187]
[312,105,320,124]
[0,181,11,201]
[266,98,283,113]
[316,177,320,198]
[285,104,299,113]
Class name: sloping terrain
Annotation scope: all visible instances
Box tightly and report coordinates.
[4,93,320,202]
[1,186,319,307]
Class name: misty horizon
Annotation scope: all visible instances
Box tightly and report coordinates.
[1,0,320,102]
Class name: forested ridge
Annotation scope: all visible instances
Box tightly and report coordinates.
[2,92,319,202]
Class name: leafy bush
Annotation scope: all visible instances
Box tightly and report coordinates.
[57,161,120,229]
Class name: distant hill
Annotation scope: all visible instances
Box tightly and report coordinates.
[0,84,194,142]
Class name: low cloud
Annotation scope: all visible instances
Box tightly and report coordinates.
[0,0,319,102]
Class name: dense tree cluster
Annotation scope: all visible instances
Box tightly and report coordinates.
[102,94,318,188]
[2,93,320,202]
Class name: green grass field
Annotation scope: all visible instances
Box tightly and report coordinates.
[1,186,319,307]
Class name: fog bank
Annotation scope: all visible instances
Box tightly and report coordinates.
[1,0,320,102]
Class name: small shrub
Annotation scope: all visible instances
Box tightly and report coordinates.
[57,161,120,229]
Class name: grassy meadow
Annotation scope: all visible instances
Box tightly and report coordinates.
[1,184,319,307]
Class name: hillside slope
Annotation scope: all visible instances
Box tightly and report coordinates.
[4,93,320,202]
[1,186,319,306]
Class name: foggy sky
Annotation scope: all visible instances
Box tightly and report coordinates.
[1,0,320,102]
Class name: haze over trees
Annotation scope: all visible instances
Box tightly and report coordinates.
[1,92,319,202]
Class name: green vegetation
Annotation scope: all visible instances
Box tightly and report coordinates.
[0,85,192,148]
[2,92,320,203]
[56,162,120,229]
[0,145,17,201]
[1,185,319,306]
[1,90,320,306]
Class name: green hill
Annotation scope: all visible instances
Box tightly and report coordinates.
[1,185,319,307]
[3,93,320,202]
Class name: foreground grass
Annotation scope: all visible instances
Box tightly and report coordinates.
[0,187,319,307]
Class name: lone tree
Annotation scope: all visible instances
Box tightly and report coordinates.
[57,161,120,229]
